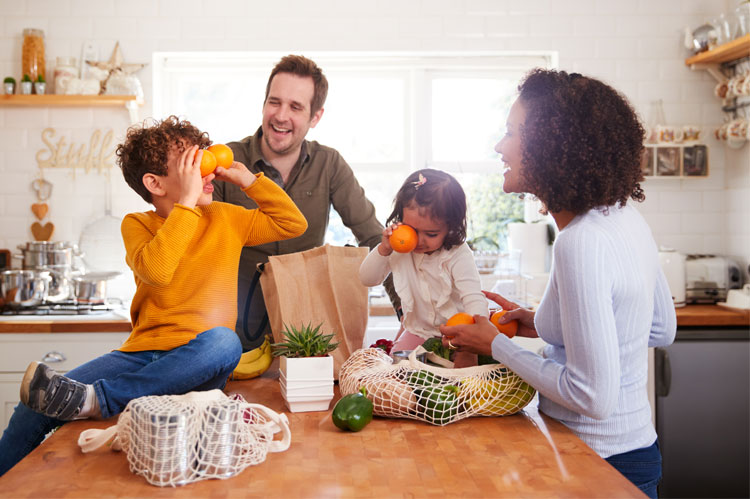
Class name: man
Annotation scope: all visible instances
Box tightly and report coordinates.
[213,54,399,353]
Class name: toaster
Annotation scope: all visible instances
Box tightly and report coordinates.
[685,255,743,304]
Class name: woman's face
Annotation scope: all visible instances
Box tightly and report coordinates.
[495,98,527,194]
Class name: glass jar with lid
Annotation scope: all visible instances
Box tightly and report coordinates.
[21,28,45,82]
[54,56,79,94]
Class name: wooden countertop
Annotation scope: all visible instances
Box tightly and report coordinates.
[675,304,750,327]
[0,319,131,333]
[0,370,642,498]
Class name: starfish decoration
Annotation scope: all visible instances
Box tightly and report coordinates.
[86,41,146,76]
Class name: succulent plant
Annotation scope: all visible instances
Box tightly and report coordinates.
[36,74,45,83]
[22,74,32,82]
[271,322,339,358]
[3,76,16,84]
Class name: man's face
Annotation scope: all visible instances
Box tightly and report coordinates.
[261,72,323,160]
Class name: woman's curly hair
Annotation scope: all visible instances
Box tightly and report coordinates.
[517,69,645,214]
[116,115,211,203]
[386,168,467,250]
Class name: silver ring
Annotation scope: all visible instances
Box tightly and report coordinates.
[447,339,457,350]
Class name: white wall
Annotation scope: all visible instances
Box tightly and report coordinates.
[1,0,748,282]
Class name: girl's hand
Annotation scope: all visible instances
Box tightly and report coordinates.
[439,315,498,357]
[177,145,204,208]
[378,224,397,256]
[483,290,538,338]
[213,161,255,189]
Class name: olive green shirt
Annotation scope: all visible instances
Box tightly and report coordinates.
[213,128,399,350]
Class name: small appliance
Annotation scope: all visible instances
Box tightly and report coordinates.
[658,248,686,307]
[686,255,743,304]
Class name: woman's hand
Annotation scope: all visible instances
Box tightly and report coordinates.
[483,290,538,338]
[213,161,255,189]
[378,224,397,256]
[439,316,498,357]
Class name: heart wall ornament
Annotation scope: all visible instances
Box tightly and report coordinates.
[31,203,49,220]
[31,222,55,241]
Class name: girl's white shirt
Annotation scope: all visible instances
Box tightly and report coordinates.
[360,242,488,339]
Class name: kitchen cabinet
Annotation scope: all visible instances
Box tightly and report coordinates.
[0,331,130,432]
[0,94,143,123]
[655,326,749,498]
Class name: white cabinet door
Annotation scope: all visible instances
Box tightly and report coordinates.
[0,333,130,433]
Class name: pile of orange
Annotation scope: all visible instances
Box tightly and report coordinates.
[199,144,234,177]
[389,224,418,253]
[490,310,518,338]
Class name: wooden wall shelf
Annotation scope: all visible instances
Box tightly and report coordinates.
[0,94,143,122]
[685,33,750,66]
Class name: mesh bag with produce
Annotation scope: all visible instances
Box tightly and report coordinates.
[77,390,291,487]
[338,347,536,426]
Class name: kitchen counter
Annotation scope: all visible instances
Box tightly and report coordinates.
[675,304,750,327]
[0,370,642,498]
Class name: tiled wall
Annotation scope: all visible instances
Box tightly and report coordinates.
[1,0,748,282]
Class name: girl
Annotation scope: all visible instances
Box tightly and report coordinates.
[359,168,487,368]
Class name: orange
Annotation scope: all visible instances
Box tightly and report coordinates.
[445,312,475,327]
[199,149,217,177]
[208,144,234,168]
[389,224,418,253]
[490,310,518,338]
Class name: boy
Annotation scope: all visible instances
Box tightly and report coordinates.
[0,116,307,476]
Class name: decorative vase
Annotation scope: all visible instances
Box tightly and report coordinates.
[279,355,334,413]
[33,82,45,95]
[3,82,14,95]
[20,81,32,95]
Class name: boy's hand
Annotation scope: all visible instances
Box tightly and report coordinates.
[378,224,396,256]
[213,161,256,190]
[177,145,204,208]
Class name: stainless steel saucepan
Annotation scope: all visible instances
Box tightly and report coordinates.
[0,270,50,307]
[73,271,122,304]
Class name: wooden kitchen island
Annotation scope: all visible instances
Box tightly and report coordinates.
[0,367,642,498]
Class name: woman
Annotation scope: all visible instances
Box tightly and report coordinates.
[440,69,676,498]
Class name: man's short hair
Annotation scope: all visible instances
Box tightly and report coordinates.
[265,54,328,116]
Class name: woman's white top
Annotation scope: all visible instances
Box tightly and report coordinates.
[491,204,676,458]
[360,242,488,339]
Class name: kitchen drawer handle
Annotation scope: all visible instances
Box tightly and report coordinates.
[42,351,66,363]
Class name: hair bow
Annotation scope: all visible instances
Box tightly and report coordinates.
[412,173,427,190]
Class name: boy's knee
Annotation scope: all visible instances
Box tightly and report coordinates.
[212,327,242,359]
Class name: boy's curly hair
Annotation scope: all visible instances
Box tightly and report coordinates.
[116,115,211,203]
[386,168,467,250]
[517,69,645,214]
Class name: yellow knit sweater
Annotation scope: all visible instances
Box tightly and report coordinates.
[118,173,307,352]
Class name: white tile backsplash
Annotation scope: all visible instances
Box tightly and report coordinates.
[0,0,746,279]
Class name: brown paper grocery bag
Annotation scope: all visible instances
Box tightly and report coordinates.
[259,244,369,378]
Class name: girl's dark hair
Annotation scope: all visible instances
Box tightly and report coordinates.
[116,115,211,203]
[386,168,467,250]
[517,68,645,214]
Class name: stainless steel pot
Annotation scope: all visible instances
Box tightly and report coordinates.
[72,272,120,304]
[14,241,84,270]
[0,270,50,307]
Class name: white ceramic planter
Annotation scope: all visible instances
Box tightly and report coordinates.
[279,356,334,412]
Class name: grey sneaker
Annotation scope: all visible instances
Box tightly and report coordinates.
[20,361,88,420]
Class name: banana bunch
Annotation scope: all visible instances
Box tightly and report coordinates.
[232,336,273,380]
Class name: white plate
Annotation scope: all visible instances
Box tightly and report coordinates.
[717,302,750,311]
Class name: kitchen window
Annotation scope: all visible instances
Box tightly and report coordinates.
[153,51,554,249]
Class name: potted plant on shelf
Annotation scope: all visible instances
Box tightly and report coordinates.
[34,74,46,95]
[20,74,32,95]
[3,77,15,95]
[271,322,339,413]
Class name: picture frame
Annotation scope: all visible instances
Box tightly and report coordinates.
[683,145,709,176]
[656,147,681,177]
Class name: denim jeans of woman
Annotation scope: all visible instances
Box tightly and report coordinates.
[605,439,662,498]
[0,327,241,477]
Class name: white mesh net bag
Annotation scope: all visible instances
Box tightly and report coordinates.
[339,347,536,426]
[77,390,291,487]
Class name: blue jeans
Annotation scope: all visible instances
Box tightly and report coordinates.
[0,327,241,477]
[605,439,662,498]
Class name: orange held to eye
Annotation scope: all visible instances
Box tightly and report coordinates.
[199,149,217,177]
[389,224,418,253]
[208,144,234,168]
[445,312,475,327]
[490,310,518,338]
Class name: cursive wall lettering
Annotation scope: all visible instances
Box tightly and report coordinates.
[36,128,116,175]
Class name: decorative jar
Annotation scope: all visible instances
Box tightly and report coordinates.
[21,28,45,83]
